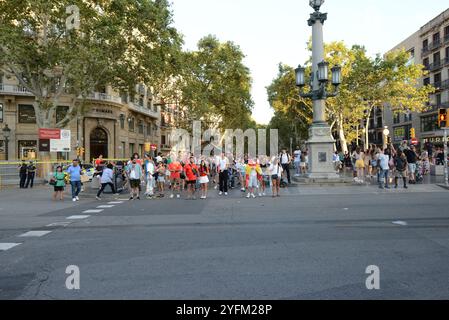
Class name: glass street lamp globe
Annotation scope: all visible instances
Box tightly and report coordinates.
[295,65,306,87]
[317,61,329,83]
[331,65,342,86]
[310,0,325,11]
[383,127,390,136]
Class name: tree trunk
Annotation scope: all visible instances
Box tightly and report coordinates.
[365,115,370,148]
[337,117,348,154]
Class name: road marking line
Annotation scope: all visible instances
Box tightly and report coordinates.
[67,215,90,220]
[19,231,52,237]
[108,201,123,204]
[46,222,72,227]
[0,243,22,251]
[83,209,104,213]
[97,205,115,208]
[392,221,408,226]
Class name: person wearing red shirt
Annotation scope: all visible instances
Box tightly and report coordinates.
[184,156,199,200]
[168,159,182,199]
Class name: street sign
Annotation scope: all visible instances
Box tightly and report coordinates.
[39,128,61,140]
[39,129,71,152]
[39,139,50,152]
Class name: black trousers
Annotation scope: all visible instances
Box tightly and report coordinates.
[25,172,35,188]
[282,164,291,183]
[97,182,116,197]
[19,173,27,188]
[219,170,229,192]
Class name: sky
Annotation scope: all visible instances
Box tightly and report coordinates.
[171,0,449,125]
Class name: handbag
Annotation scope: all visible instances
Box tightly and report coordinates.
[49,178,56,186]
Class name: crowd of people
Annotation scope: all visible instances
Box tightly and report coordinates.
[49,150,299,202]
[332,141,445,189]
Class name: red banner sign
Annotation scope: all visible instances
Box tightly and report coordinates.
[39,128,61,140]
[411,138,419,145]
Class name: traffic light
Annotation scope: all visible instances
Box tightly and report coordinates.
[410,128,416,139]
[438,108,448,129]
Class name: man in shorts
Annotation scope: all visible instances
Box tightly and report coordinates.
[184,156,199,200]
[168,157,182,199]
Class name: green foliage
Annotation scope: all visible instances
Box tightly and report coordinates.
[0,0,183,128]
[266,41,433,150]
[178,35,254,131]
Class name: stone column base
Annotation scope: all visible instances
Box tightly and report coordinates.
[306,125,340,180]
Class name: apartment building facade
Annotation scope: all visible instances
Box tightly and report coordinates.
[384,8,449,147]
[0,73,161,162]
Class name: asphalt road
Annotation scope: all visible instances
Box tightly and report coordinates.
[1,184,449,299]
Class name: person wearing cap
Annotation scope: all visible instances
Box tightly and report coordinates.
[25,161,36,188]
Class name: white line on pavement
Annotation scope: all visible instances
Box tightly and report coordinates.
[392,221,408,226]
[19,231,52,238]
[46,222,73,227]
[0,243,22,251]
[97,205,115,208]
[67,215,90,220]
[83,209,104,213]
[108,202,123,204]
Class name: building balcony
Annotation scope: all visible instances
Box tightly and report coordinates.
[0,84,33,96]
[160,144,172,150]
[85,92,122,104]
[427,57,449,72]
[128,103,159,119]
[421,39,442,57]
[433,79,449,91]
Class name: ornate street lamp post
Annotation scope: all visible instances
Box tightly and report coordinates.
[295,0,342,179]
[2,124,11,161]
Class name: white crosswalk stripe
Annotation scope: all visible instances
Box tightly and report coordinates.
[46,222,72,227]
[67,215,90,220]
[0,243,22,251]
[108,201,124,204]
[83,209,104,213]
[19,231,52,237]
[97,205,115,208]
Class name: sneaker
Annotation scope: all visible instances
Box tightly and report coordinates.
[219,192,223,196]
[129,196,134,201]
[251,193,256,198]
[258,193,262,197]
[262,193,266,196]
[170,194,174,199]
[96,196,101,201]
[177,194,181,199]
[76,196,80,201]
[137,196,141,200]
[246,193,250,198]
[72,198,77,202]
[241,188,245,192]
[224,192,228,196]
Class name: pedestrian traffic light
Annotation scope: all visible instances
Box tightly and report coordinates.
[410,128,416,139]
[438,108,448,129]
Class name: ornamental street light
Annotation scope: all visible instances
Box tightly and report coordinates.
[295,0,341,179]
[2,123,11,161]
